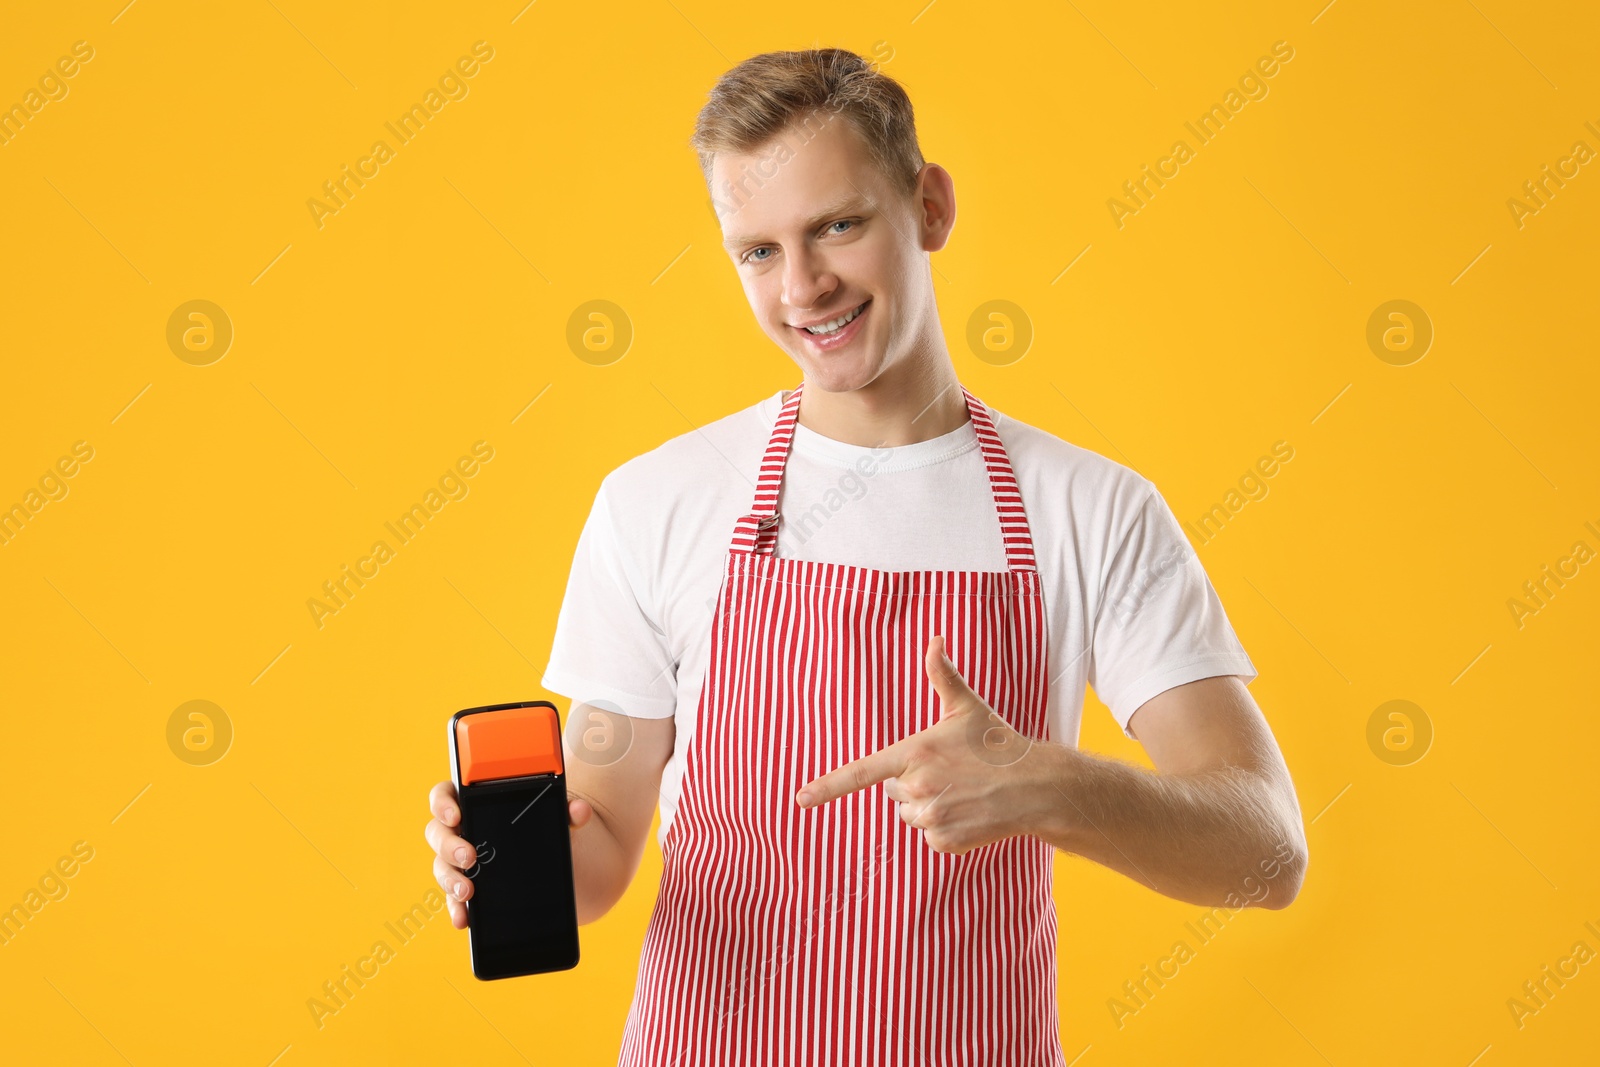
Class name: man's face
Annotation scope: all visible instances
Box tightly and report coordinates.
[713,115,932,392]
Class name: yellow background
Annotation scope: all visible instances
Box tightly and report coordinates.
[3,0,1597,1063]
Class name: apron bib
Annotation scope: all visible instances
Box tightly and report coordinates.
[618,382,1066,1066]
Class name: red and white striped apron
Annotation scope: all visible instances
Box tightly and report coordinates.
[619,381,1066,1066]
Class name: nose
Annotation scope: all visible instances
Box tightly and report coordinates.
[780,246,837,315]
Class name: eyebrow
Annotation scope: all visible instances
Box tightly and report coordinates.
[720,194,869,249]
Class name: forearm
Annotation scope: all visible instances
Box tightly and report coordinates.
[1012,741,1306,909]
[568,806,636,926]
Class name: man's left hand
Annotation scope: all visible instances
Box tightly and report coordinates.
[795,635,1044,855]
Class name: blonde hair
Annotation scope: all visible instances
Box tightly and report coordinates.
[691,48,925,201]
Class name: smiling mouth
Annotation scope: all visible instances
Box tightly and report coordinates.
[794,300,869,336]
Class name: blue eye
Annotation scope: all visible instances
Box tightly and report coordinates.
[741,220,856,264]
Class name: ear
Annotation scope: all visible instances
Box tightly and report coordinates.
[915,163,957,253]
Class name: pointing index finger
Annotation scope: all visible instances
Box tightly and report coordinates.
[797,741,909,808]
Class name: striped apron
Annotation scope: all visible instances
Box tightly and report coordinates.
[618,381,1066,1066]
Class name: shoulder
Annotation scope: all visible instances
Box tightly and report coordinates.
[596,389,778,513]
[991,406,1159,526]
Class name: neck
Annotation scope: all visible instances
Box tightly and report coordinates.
[794,360,968,447]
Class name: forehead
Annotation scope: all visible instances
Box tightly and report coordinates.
[712,115,886,244]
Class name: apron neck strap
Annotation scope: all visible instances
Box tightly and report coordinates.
[730,381,1038,573]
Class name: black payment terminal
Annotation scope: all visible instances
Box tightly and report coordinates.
[447,700,580,980]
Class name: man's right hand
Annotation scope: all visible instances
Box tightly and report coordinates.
[425,779,596,930]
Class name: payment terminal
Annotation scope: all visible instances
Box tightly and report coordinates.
[447,701,580,979]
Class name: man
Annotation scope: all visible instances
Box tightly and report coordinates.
[426,47,1306,1064]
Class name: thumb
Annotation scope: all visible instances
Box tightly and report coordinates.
[568,795,594,830]
[926,636,979,719]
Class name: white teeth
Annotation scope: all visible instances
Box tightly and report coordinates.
[804,302,865,335]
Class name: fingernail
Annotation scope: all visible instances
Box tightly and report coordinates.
[454,881,468,899]
[454,846,469,865]
[444,807,458,824]
[796,790,814,807]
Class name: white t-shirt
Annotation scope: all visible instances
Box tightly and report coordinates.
[541,387,1258,847]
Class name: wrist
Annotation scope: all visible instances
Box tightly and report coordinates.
[1009,739,1093,850]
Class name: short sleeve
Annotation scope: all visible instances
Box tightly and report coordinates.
[1088,485,1258,740]
[539,476,678,718]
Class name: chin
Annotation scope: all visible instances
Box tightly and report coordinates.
[802,356,881,393]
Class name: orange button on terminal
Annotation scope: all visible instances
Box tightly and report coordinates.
[457,706,564,785]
